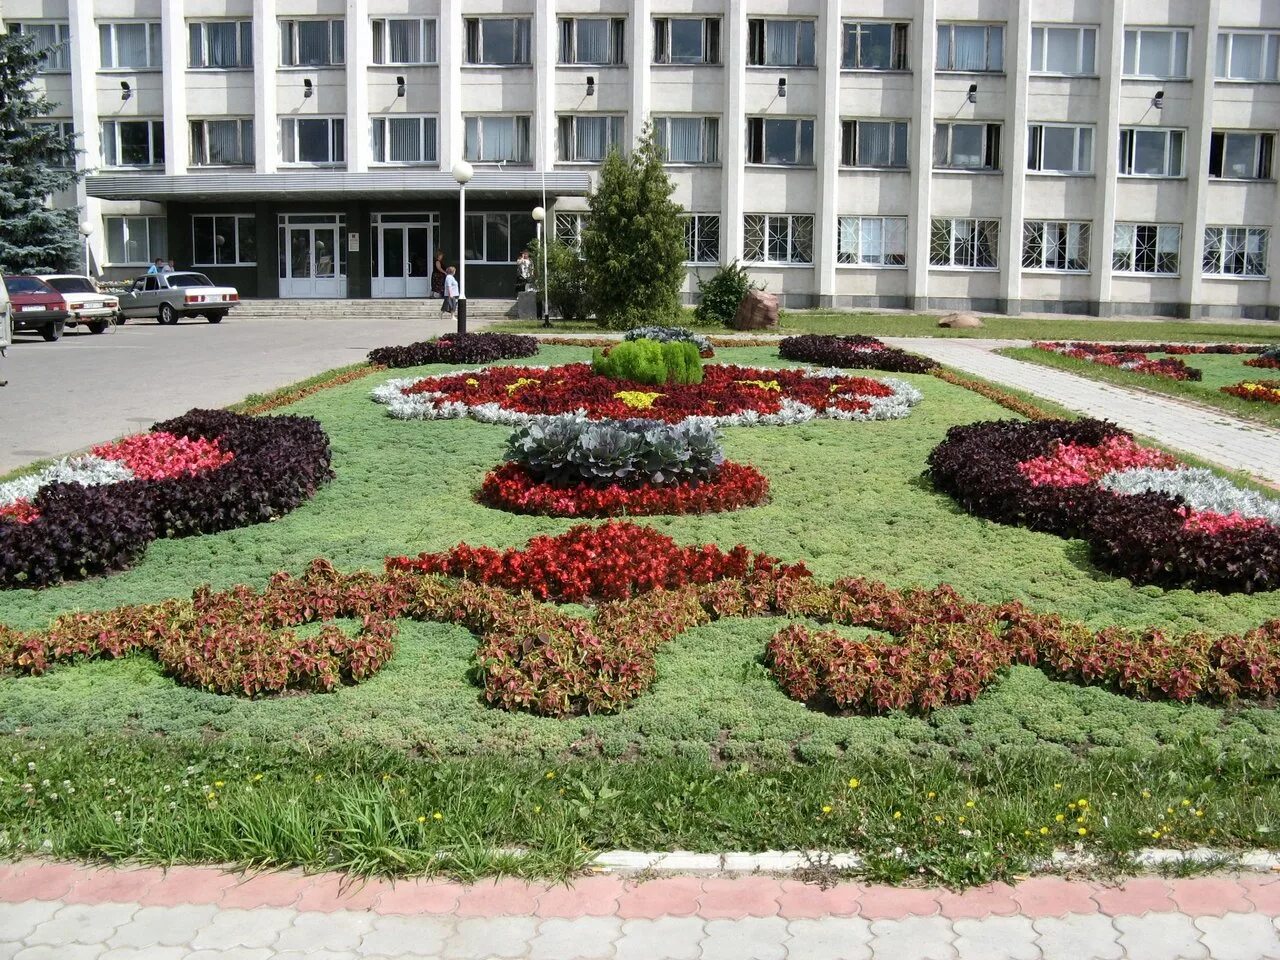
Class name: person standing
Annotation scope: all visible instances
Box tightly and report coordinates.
[515,249,533,293]
[441,265,459,317]
[431,251,446,299]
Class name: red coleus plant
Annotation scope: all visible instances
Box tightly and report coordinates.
[91,431,234,481]
[1017,435,1177,489]
[478,461,770,518]
[400,362,895,423]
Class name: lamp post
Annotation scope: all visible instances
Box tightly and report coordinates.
[79,221,94,279]
[452,160,474,334]
[531,205,551,327]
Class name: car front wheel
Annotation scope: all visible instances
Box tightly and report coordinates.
[159,303,177,325]
[41,320,65,342]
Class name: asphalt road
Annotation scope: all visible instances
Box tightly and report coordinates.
[0,314,452,474]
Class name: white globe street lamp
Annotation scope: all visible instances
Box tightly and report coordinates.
[530,206,550,327]
[78,221,94,279]
[452,160,474,333]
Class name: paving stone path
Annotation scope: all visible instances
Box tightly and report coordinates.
[885,337,1280,486]
[6,862,1280,959]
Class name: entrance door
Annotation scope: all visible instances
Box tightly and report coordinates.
[371,214,438,298]
[278,215,347,298]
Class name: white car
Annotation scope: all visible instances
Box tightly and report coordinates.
[0,275,11,355]
[38,274,120,334]
[118,271,239,325]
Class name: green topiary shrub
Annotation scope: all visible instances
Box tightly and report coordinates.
[694,260,758,328]
[591,339,704,386]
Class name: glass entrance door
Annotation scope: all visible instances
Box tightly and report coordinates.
[278,214,347,298]
[371,213,439,298]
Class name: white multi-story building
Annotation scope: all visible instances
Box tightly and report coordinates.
[4,0,1279,317]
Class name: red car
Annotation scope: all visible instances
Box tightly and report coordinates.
[4,275,70,342]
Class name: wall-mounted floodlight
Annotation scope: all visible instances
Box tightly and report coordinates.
[396,76,406,98]
[1152,89,1165,109]
[966,83,978,104]
[303,78,314,99]
[586,76,596,96]
[777,77,787,98]
[120,81,132,102]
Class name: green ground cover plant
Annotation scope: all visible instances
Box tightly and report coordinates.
[1004,348,1280,428]
[2,344,1279,884]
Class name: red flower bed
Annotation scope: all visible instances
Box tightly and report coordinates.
[91,432,234,481]
[1222,380,1280,404]
[0,501,40,525]
[1017,435,1176,488]
[1245,356,1280,370]
[397,362,898,424]
[478,461,770,517]
[1034,342,1204,381]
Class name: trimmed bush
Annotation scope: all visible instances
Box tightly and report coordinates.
[367,333,539,368]
[591,339,704,386]
[695,260,756,328]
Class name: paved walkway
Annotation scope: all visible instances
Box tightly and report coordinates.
[4,862,1280,959]
[889,338,1280,486]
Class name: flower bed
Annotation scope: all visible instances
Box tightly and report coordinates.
[372,362,922,426]
[367,332,539,368]
[6,523,1280,717]
[0,410,332,589]
[1245,346,1280,370]
[623,325,714,357]
[778,334,936,374]
[1032,342,1205,380]
[479,460,769,517]
[927,418,1280,593]
[1222,380,1280,404]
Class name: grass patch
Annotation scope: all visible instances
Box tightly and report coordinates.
[1003,348,1280,428]
[2,343,1279,881]
[490,311,1280,344]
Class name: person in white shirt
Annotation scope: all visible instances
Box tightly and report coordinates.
[442,266,459,316]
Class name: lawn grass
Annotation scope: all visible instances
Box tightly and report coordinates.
[489,311,1280,344]
[3,343,1280,883]
[1003,347,1280,428]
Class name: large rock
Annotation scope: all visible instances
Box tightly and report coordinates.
[730,289,780,330]
[938,311,984,329]
[512,289,539,319]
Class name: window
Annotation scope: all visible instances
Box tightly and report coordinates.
[930,219,999,268]
[464,18,532,65]
[188,21,253,68]
[557,115,624,162]
[280,19,344,67]
[1112,223,1180,275]
[743,214,814,264]
[1022,221,1090,271]
[746,117,814,166]
[1216,32,1280,81]
[104,216,166,265]
[653,116,719,164]
[100,120,164,167]
[1118,128,1184,177]
[747,19,816,67]
[653,18,720,65]
[555,212,586,248]
[33,121,76,167]
[837,217,907,266]
[192,214,256,266]
[1030,25,1096,75]
[280,117,345,164]
[1209,132,1274,180]
[840,120,908,168]
[10,22,71,71]
[558,18,625,65]
[1027,124,1093,174]
[841,21,908,70]
[190,118,253,166]
[934,122,1001,170]
[1203,226,1269,277]
[372,19,437,65]
[99,22,162,69]
[371,116,438,164]
[465,212,537,263]
[463,115,532,163]
[684,215,720,264]
[1123,28,1189,79]
[936,23,1004,72]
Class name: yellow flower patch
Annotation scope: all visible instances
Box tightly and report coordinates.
[506,377,542,396]
[735,379,781,392]
[613,390,663,409]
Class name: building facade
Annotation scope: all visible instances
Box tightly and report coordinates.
[4,0,1280,316]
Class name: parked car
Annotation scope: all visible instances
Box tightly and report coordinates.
[0,276,11,355]
[3,275,70,342]
[38,275,120,334]
[118,272,239,325]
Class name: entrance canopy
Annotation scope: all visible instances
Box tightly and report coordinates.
[85,170,592,203]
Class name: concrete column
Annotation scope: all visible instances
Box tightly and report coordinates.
[439,0,462,166]
[534,0,555,170]
[814,0,841,306]
[720,0,746,265]
[630,0,652,144]
[906,0,937,308]
[1091,0,1125,315]
[68,0,102,270]
[161,0,188,175]
[254,0,279,173]
[1179,0,1220,317]
[346,0,370,172]
[998,0,1031,314]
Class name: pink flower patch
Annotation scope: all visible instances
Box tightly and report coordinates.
[1017,436,1177,488]
[0,500,40,525]
[92,432,233,481]
[1180,508,1272,536]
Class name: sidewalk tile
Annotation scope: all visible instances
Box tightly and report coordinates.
[135,867,236,907]
[453,878,543,917]
[1013,878,1099,918]
[700,916,788,960]
[937,883,1019,919]
[698,876,782,918]
[953,915,1038,960]
[105,904,219,948]
[1195,912,1280,960]
[99,948,188,960]
[26,903,138,945]
[534,876,624,917]
[784,917,873,960]
[11,946,104,960]
[442,916,538,959]
[275,909,374,952]
[218,871,309,909]
[615,878,703,919]
[777,880,862,919]
[1032,914,1121,960]
[1169,878,1252,917]
[358,914,453,956]
[615,917,704,960]
[0,902,61,941]
[374,879,465,916]
[529,916,621,959]
[188,906,294,950]
[1240,876,1280,915]
[64,868,165,905]
[0,864,81,902]
[858,885,941,920]
[293,874,387,913]
[1114,913,1208,960]
[868,915,956,959]
[1091,878,1175,916]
